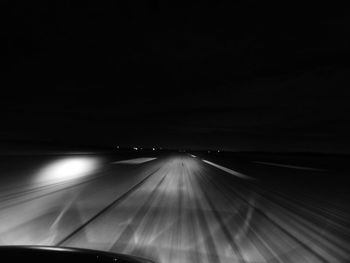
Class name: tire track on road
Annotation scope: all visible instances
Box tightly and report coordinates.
[55,167,161,246]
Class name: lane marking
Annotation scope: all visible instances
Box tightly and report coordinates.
[190,154,196,158]
[202,160,253,180]
[112,157,157,164]
[253,161,326,171]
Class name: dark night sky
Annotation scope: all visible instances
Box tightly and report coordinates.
[2,2,350,152]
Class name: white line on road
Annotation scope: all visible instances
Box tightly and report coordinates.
[112,157,157,164]
[253,161,326,171]
[202,160,253,180]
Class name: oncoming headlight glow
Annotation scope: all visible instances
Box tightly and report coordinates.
[35,157,101,184]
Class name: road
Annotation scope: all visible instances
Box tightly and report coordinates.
[0,154,349,263]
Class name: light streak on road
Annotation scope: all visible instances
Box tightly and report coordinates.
[202,159,253,180]
[253,161,326,171]
[113,158,157,164]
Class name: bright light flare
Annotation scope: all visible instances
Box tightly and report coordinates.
[35,157,101,184]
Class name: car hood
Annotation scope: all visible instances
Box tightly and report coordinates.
[0,245,154,263]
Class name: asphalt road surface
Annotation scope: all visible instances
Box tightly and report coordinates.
[0,154,349,263]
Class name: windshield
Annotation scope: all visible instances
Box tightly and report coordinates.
[1,2,349,263]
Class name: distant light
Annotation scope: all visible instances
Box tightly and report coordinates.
[152,147,155,151]
[116,145,120,149]
[35,157,100,184]
[217,150,220,153]
[133,147,138,150]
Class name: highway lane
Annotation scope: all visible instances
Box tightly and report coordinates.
[0,154,349,263]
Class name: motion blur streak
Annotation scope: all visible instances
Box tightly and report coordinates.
[0,155,349,263]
